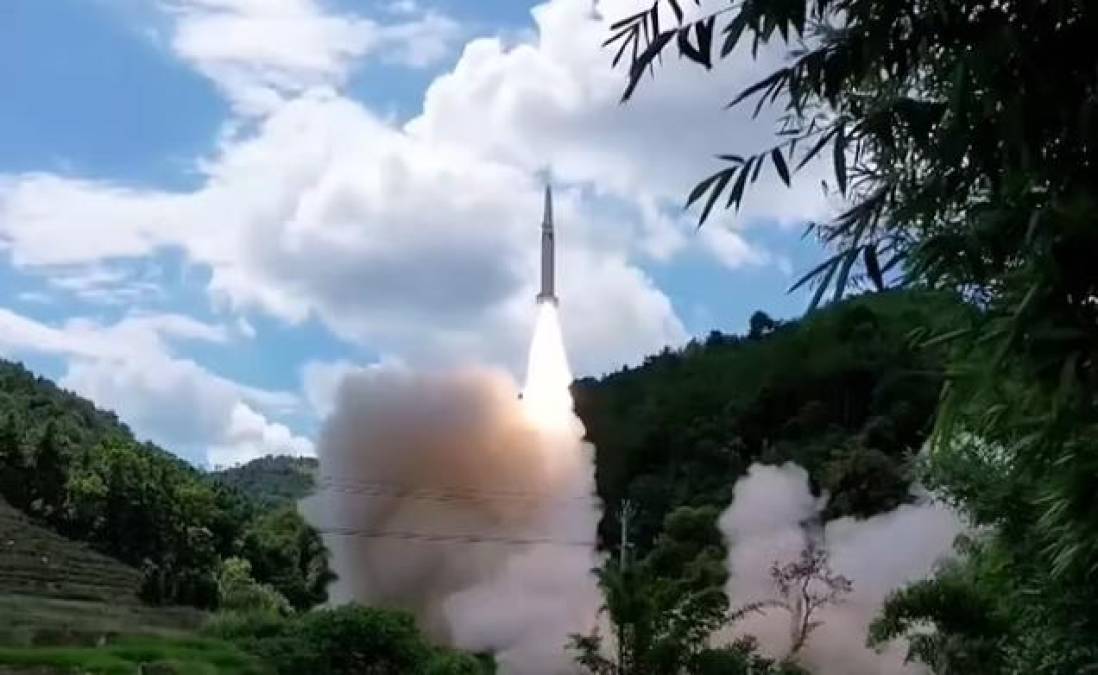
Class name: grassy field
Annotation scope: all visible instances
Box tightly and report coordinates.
[0,635,266,674]
[0,595,263,674]
[0,594,205,645]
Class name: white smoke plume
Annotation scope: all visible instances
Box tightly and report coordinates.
[303,318,601,673]
[719,463,965,674]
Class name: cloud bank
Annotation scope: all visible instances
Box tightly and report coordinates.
[0,0,834,464]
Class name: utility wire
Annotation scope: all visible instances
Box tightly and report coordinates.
[316,476,597,506]
[316,526,596,548]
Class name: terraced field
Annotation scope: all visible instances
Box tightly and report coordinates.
[0,499,140,604]
[0,499,222,672]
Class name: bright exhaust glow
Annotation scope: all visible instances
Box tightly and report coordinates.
[522,302,574,431]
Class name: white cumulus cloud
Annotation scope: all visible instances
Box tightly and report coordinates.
[0,307,310,467]
[165,0,464,114]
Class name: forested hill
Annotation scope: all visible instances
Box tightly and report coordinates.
[212,455,318,506]
[0,360,141,458]
[0,358,334,612]
[573,289,967,552]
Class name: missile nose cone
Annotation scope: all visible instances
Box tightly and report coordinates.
[543,185,553,230]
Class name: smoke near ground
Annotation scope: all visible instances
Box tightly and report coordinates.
[719,463,964,674]
[303,306,600,674]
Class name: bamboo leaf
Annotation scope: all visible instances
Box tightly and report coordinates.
[677,27,703,64]
[668,0,684,24]
[699,169,736,225]
[795,126,838,170]
[610,10,647,31]
[727,69,788,109]
[833,122,847,195]
[789,252,841,293]
[771,147,790,186]
[622,30,675,100]
[832,248,859,302]
[720,8,749,57]
[863,245,883,290]
[750,152,765,182]
[809,257,840,310]
[648,3,659,50]
[610,33,634,67]
[921,328,973,348]
[726,159,751,210]
[686,171,721,208]
[695,17,714,68]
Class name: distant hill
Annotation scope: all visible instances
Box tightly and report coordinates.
[0,495,141,603]
[212,455,318,506]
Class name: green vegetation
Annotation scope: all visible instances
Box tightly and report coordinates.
[0,594,205,649]
[570,290,955,673]
[0,359,333,611]
[0,495,141,603]
[575,290,959,555]
[0,635,265,675]
[204,605,493,675]
[604,0,1098,671]
[212,456,317,507]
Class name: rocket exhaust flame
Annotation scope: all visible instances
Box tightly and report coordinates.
[523,302,575,433]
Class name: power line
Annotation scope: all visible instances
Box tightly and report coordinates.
[316,526,596,548]
[315,477,598,506]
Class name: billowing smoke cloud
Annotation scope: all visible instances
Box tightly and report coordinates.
[303,364,601,674]
[719,463,964,674]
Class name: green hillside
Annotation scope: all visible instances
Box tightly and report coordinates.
[0,359,333,612]
[212,456,318,506]
[574,290,965,552]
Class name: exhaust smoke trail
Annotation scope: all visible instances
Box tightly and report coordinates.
[717,463,965,674]
[304,301,601,674]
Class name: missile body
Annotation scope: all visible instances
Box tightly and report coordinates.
[536,185,558,305]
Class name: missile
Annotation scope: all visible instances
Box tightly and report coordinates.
[536,185,558,305]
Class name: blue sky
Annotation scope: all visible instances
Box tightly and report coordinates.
[0,0,826,467]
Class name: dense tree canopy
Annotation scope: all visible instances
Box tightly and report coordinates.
[206,605,494,675]
[574,290,960,555]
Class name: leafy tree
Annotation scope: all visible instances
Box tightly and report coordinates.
[422,651,490,675]
[694,637,809,675]
[820,443,909,520]
[0,413,28,509]
[212,454,318,506]
[748,311,776,339]
[240,504,336,611]
[868,557,1006,675]
[29,422,67,518]
[217,556,293,616]
[570,554,764,675]
[206,604,490,675]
